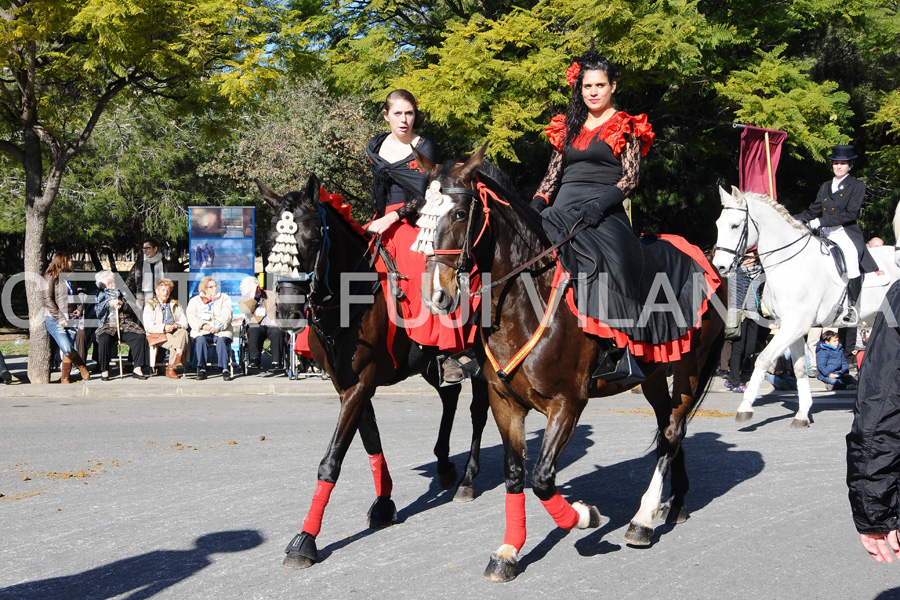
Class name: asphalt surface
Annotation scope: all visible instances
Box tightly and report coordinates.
[1,353,897,600]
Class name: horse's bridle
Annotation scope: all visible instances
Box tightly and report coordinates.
[274,205,330,315]
[426,179,584,298]
[716,202,817,273]
[425,183,485,297]
[715,205,755,274]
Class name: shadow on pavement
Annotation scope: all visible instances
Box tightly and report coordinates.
[565,430,764,557]
[0,529,264,600]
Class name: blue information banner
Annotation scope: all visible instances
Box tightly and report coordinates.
[188,206,256,359]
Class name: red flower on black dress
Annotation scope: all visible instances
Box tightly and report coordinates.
[409,160,419,171]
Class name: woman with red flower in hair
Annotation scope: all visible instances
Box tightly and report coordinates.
[531,51,708,355]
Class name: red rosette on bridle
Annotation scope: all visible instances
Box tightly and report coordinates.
[565,62,581,87]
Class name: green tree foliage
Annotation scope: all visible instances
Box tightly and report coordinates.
[286,0,898,241]
[0,0,286,382]
[201,78,383,221]
[45,101,243,259]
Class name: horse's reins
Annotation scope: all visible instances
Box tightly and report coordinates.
[430,181,587,295]
[716,204,814,272]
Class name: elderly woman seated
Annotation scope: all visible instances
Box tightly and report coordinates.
[143,278,190,379]
[238,276,285,375]
[186,275,235,380]
[94,270,151,380]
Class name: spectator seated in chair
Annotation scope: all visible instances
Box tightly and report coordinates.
[94,270,151,381]
[143,278,190,379]
[186,276,234,380]
[238,276,284,375]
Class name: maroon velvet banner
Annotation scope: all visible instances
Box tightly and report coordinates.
[739,126,787,200]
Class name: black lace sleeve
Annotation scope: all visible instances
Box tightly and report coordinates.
[396,138,438,221]
[617,135,641,195]
[534,148,564,205]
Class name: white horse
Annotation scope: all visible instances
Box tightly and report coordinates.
[713,186,900,428]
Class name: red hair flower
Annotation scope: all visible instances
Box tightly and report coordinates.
[565,62,581,87]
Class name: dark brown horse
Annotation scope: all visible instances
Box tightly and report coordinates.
[413,146,726,582]
[258,176,490,570]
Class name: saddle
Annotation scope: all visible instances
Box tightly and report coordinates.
[816,235,856,325]
[819,235,849,281]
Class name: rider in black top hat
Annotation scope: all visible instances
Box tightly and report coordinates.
[795,144,878,324]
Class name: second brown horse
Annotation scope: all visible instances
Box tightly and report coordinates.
[413,146,726,582]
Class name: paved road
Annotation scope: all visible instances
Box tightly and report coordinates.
[1,364,897,600]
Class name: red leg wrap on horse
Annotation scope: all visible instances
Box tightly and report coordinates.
[503,492,527,551]
[368,453,393,498]
[301,480,335,537]
[540,492,579,530]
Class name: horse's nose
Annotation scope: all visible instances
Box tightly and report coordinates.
[431,288,452,312]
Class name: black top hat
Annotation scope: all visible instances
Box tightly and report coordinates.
[828,144,857,161]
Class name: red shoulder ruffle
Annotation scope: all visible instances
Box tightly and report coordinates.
[573,112,655,157]
[607,113,654,158]
[544,114,567,152]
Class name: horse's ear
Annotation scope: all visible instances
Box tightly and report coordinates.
[256,180,283,209]
[718,186,732,205]
[730,185,744,203]
[411,147,437,178]
[304,174,321,204]
[459,142,489,181]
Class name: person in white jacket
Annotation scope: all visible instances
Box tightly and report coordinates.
[186,276,235,380]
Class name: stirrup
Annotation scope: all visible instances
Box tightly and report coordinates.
[841,306,859,325]
[438,349,480,386]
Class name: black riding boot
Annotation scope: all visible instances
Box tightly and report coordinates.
[842,276,862,324]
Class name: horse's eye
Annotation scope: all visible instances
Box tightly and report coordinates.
[452,209,468,221]
[309,239,321,251]
[731,224,739,230]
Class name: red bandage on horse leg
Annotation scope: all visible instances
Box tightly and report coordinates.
[369,453,393,498]
[503,492,527,551]
[540,492,579,530]
[301,480,335,537]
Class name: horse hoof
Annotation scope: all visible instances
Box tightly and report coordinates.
[735,411,754,422]
[438,464,459,490]
[483,547,518,582]
[283,532,317,569]
[573,501,602,529]
[366,497,398,528]
[452,485,476,503]
[624,522,653,546]
[790,418,810,429]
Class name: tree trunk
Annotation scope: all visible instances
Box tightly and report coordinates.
[24,196,51,384]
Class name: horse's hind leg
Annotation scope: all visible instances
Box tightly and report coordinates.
[625,369,689,547]
[454,376,489,502]
[423,361,461,490]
